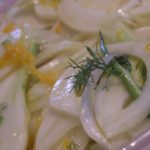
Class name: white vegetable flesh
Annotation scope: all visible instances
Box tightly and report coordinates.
[98,43,150,137]
[49,40,96,117]
[1,0,150,149]
[51,125,89,150]
[94,76,129,129]
[34,4,58,21]
[34,107,80,150]
[81,42,150,149]
[0,69,28,150]
[58,0,119,32]
[49,67,81,117]
[36,40,82,65]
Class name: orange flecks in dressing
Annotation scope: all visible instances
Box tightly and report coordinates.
[1,42,57,86]
[3,22,16,34]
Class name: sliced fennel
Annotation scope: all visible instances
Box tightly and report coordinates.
[34,4,58,21]
[135,26,150,42]
[27,83,51,113]
[27,83,50,102]
[0,69,28,150]
[39,55,69,76]
[81,76,111,150]
[57,0,119,32]
[48,40,96,117]
[36,40,82,66]
[28,95,49,113]
[34,107,80,150]
[52,125,89,150]
[49,67,81,117]
[81,42,150,141]
[77,0,120,10]
[127,118,150,138]
[115,0,150,27]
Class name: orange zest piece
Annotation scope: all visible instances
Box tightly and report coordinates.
[1,42,57,86]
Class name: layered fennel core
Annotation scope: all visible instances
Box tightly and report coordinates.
[0,42,57,86]
[69,35,146,101]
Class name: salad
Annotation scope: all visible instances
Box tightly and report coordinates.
[0,0,150,150]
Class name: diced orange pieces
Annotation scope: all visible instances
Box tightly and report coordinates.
[2,42,34,66]
[1,42,57,86]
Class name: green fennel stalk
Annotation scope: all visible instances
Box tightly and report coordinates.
[108,59,141,99]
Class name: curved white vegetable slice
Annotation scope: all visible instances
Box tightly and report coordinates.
[127,118,150,138]
[35,107,80,150]
[120,0,150,27]
[39,56,69,76]
[94,76,130,126]
[135,27,150,42]
[49,39,97,117]
[81,42,150,140]
[34,4,58,21]
[0,69,28,150]
[57,0,119,32]
[63,126,89,150]
[52,125,89,150]
[81,71,111,150]
[77,0,119,10]
[49,67,81,117]
[36,40,82,65]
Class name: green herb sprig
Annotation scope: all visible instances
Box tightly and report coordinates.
[68,32,141,99]
[67,47,106,96]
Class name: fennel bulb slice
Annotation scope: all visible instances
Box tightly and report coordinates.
[36,40,82,65]
[49,40,98,117]
[49,67,81,117]
[35,107,80,150]
[57,0,119,32]
[81,42,150,141]
[50,125,89,150]
[0,69,28,150]
[34,4,58,21]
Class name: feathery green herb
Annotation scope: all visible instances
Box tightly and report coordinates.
[68,32,141,99]
[67,47,106,95]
